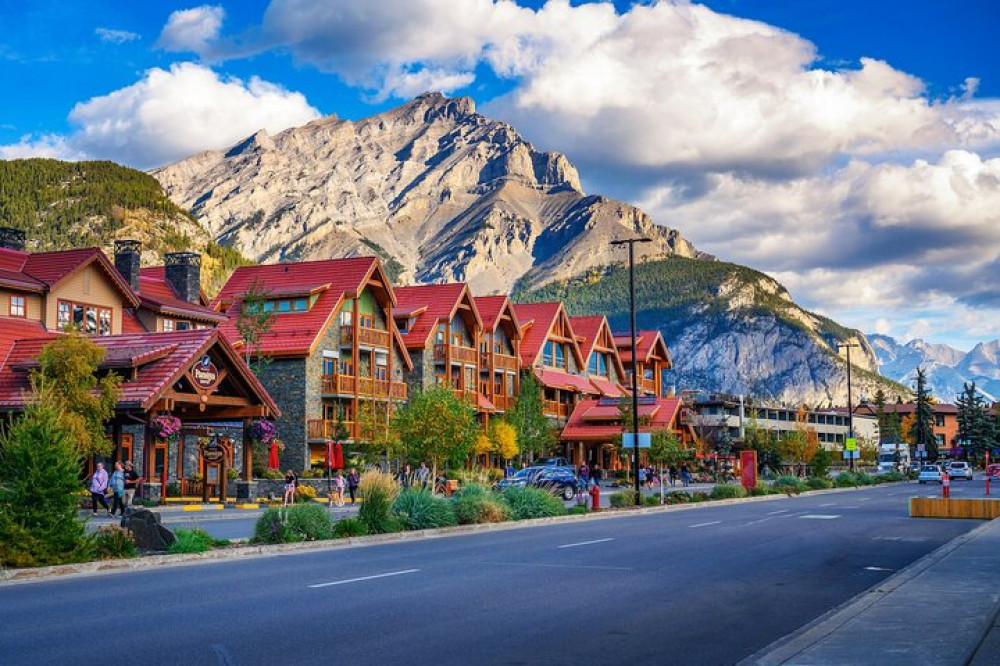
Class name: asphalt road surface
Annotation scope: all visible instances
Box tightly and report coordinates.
[6,481,983,666]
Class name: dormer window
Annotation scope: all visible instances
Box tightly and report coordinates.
[9,295,25,318]
[57,299,112,335]
[588,352,608,377]
[261,297,310,313]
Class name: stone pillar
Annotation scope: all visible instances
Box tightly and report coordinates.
[141,482,162,504]
[235,480,258,502]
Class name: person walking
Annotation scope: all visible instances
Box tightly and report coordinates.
[333,470,346,507]
[669,465,678,487]
[638,466,647,489]
[415,462,430,490]
[90,462,110,517]
[346,468,360,504]
[397,464,412,489]
[109,462,126,516]
[578,463,590,489]
[283,470,297,507]
[680,462,691,487]
[122,461,140,509]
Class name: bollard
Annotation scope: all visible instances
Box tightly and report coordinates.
[589,483,601,512]
[942,471,950,499]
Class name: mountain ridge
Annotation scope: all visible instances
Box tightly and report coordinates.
[870,333,1000,401]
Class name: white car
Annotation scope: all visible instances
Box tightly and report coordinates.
[946,461,974,480]
[917,465,943,484]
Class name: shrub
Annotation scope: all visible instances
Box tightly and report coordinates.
[689,492,711,502]
[165,483,181,497]
[710,484,748,500]
[168,528,215,554]
[295,484,318,502]
[567,505,590,515]
[393,489,457,530]
[665,491,692,504]
[0,403,90,568]
[854,472,877,486]
[333,517,368,538]
[610,489,639,508]
[91,525,137,560]
[453,484,510,524]
[358,469,401,534]
[285,503,334,540]
[810,447,832,479]
[750,485,776,496]
[881,471,906,482]
[774,476,807,495]
[644,494,662,506]
[252,508,296,544]
[834,472,858,488]
[487,468,505,482]
[501,486,567,520]
[806,477,833,490]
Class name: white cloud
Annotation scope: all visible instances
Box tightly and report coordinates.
[95,28,141,44]
[874,318,892,336]
[0,63,320,169]
[157,5,225,55]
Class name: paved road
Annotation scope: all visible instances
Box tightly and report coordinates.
[3,481,984,665]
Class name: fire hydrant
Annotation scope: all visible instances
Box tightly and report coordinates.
[942,471,950,499]
[589,483,601,512]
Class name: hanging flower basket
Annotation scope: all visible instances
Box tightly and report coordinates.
[152,414,182,440]
[250,420,277,444]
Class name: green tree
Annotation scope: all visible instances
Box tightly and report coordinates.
[810,447,832,478]
[956,382,992,464]
[0,400,91,568]
[648,430,688,468]
[355,398,397,467]
[235,278,276,374]
[507,372,556,460]
[913,368,937,462]
[32,332,120,456]
[391,386,477,478]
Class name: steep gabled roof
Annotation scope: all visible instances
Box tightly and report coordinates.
[513,302,585,369]
[137,267,227,324]
[614,329,672,368]
[214,256,398,359]
[0,246,139,308]
[474,295,520,333]
[394,283,482,349]
[571,315,627,380]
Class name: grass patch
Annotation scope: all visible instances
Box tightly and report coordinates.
[168,528,218,554]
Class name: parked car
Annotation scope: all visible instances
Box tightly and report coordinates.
[535,457,571,468]
[908,461,922,474]
[945,461,974,480]
[494,467,543,490]
[494,466,578,500]
[917,465,943,484]
[988,463,1000,479]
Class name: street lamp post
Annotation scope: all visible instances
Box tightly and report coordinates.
[611,236,652,506]
[838,342,860,472]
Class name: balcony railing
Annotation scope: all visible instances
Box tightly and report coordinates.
[480,351,519,372]
[492,394,512,412]
[434,344,478,364]
[640,378,658,395]
[340,325,390,348]
[321,374,407,400]
[450,388,478,407]
[307,419,356,440]
[543,400,570,419]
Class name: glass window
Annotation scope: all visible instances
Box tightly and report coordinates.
[73,304,84,328]
[293,298,308,311]
[58,302,70,329]
[555,343,565,368]
[934,414,945,427]
[543,341,554,366]
[435,325,445,345]
[323,358,336,375]
[10,296,25,317]
[588,353,598,374]
[278,300,291,313]
[599,354,608,376]
[163,319,174,332]
[99,309,111,335]
[376,366,387,381]
[338,360,353,375]
[262,301,275,312]
[176,321,191,331]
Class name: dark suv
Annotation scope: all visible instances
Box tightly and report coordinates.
[532,467,579,500]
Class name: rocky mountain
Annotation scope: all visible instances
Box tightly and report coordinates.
[0,158,249,295]
[152,93,703,293]
[524,257,910,405]
[871,334,1000,401]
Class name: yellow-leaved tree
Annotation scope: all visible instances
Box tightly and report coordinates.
[491,421,519,462]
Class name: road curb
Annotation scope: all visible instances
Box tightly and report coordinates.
[0,481,909,586]
[738,516,1000,665]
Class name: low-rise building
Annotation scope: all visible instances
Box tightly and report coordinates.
[474,295,521,414]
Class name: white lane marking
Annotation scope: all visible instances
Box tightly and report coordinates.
[744,517,775,526]
[557,538,614,549]
[472,561,632,571]
[858,497,871,502]
[819,503,837,507]
[799,514,841,520]
[766,509,789,515]
[309,569,419,588]
[864,566,894,572]
[689,521,722,528]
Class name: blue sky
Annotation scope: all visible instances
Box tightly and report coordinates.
[1,1,999,351]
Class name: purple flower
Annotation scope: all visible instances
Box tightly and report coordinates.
[251,420,277,443]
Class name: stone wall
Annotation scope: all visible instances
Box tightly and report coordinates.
[255,358,307,472]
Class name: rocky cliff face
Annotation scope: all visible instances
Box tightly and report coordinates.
[153,93,701,293]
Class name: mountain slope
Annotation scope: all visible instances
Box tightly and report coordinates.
[152,93,703,294]
[871,334,999,401]
[522,257,910,405]
[0,158,250,295]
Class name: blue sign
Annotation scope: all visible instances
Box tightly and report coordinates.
[622,433,652,448]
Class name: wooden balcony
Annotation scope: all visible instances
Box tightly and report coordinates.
[492,394,513,412]
[480,351,519,372]
[640,377,658,395]
[321,374,407,399]
[434,344,478,365]
[340,325,390,348]
[543,400,570,419]
[450,388,479,407]
[307,419,356,441]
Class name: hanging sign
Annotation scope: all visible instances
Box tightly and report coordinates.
[192,354,219,389]
[845,437,857,451]
[200,437,225,464]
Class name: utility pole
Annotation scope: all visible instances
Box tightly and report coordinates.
[611,237,652,506]
[838,342,860,472]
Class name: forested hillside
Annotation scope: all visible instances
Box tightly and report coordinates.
[0,159,250,295]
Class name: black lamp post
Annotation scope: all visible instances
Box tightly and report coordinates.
[611,237,652,506]
[838,342,860,472]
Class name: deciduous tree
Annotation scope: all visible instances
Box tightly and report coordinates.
[392,386,477,478]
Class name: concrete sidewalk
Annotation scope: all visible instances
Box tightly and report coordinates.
[744,517,1000,665]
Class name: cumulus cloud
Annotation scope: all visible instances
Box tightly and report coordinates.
[157,5,225,55]
[0,63,320,168]
[95,28,140,44]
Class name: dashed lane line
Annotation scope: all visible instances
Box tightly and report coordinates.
[557,538,614,549]
[799,514,842,520]
[689,521,722,528]
[309,569,420,588]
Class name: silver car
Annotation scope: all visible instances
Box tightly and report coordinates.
[917,465,943,484]
[946,461,974,480]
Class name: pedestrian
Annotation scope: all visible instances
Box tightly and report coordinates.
[90,462,110,517]
[505,462,515,479]
[669,465,678,486]
[415,462,430,490]
[346,468,360,504]
[579,463,590,488]
[333,470,346,507]
[681,462,691,487]
[122,461,140,509]
[397,464,412,489]
[283,469,297,507]
[638,466,647,488]
[109,462,126,516]
[761,464,772,480]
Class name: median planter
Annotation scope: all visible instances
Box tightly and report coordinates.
[909,497,1000,519]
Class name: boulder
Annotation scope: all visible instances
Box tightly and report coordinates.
[121,508,177,551]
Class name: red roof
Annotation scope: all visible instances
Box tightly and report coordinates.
[137,268,226,323]
[535,368,599,395]
[0,318,57,372]
[478,394,496,412]
[561,397,682,442]
[589,376,627,398]
[0,247,139,308]
[614,329,671,367]
[571,315,626,380]
[213,257,409,364]
[121,309,147,334]
[394,283,481,349]
[0,329,278,415]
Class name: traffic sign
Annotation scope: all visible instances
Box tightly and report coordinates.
[845,437,857,452]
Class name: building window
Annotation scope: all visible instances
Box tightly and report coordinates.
[265,298,311,313]
[359,314,374,328]
[99,309,111,335]
[162,319,174,332]
[176,321,191,331]
[338,360,353,375]
[935,434,945,446]
[9,295,25,317]
[554,342,565,369]
[934,414,945,427]
[323,358,336,375]
[57,301,70,329]
[58,300,112,335]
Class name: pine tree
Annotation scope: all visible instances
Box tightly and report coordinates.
[956,382,992,465]
[913,368,937,462]
[0,400,91,568]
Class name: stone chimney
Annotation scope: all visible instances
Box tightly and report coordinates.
[114,239,142,292]
[164,252,202,304]
[0,227,26,251]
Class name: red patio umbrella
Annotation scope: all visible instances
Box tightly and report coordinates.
[334,441,344,469]
[268,441,280,470]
